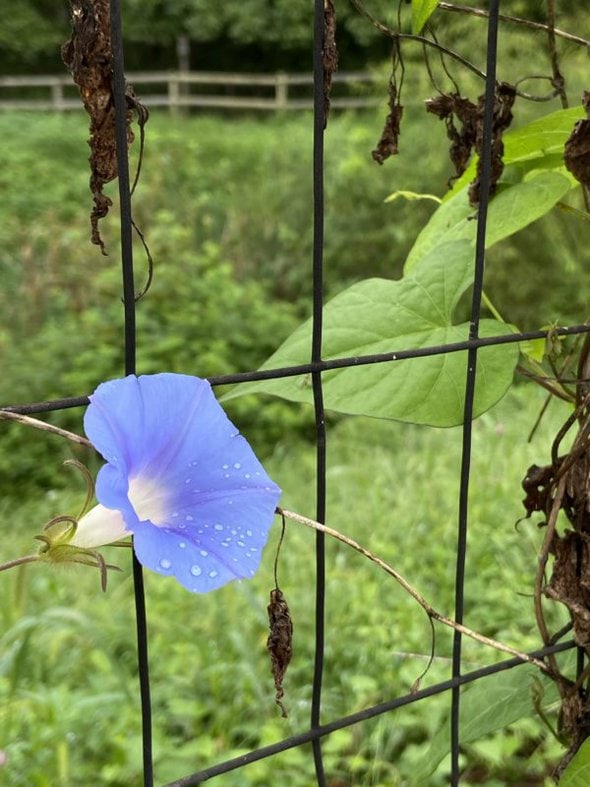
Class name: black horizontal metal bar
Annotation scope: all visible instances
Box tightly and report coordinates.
[165,639,575,786]
[2,323,590,416]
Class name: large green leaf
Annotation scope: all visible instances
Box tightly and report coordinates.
[223,240,518,427]
[405,171,572,272]
[561,739,590,786]
[409,667,560,783]
[411,0,439,34]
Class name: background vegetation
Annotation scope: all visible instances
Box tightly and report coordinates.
[2,2,590,784]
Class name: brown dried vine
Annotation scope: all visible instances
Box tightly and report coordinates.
[522,379,590,775]
[62,0,148,254]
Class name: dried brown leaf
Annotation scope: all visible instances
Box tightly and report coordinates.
[372,81,404,164]
[62,0,147,253]
[323,0,338,128]
[267,587,293,718]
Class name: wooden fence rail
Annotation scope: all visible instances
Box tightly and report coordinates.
[0,70,381,112]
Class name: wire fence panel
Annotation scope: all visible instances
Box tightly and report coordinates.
[3,0,590,785]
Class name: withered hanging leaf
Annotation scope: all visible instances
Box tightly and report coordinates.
[564,91,590,189]
[522,396,590,774]
[372,81,404,165]
[521,462,555,518]
[425,93,477,182]
[323,0,338,128]
[267,587,293,718]
[62,0,147,254]
[468,82,516,206]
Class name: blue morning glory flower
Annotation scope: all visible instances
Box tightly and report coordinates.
[70,373,281,593]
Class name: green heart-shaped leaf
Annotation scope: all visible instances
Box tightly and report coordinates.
[223,239,518,427]
[405,171,572,273]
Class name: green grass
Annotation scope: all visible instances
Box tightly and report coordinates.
[0,384,574,785]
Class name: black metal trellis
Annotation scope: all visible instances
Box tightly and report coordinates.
[310,3,328,784]
[451,2,500,782]
[4,1,590,785]
[109,2,153,785]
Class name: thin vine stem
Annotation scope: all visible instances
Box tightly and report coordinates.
[534,477,566,681]
[348,0,486,81]
[349,0,560,101]
[278,508,550,673]
[545,0,567,109]
[439,2,590,48]
[0,555,40,572]
[0,410,92,448]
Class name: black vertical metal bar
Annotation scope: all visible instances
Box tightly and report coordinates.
[450,1,501,784]
[109,3,153,785]
[310,1,327,785]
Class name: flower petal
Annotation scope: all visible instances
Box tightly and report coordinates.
[84,374,281,591]
[72,503,131,548]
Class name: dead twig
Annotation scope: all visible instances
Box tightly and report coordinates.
[278,508,549,672]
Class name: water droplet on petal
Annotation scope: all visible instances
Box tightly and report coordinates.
[214,524,224,531]
[171,512,179,518]
[231,529,238,536]
[185,478,191,484]
[246,530,253,537]
[160,558,171,570]
[190,565,202,576]
[178,542,186,549]
[199,549,208,557]
[222,464,229,470]
[209,570,218,578]
[245,473,251,479]
[233,463,241,470]
[237,540,245,547]
[224,473,230,478]
[186,515,193,521]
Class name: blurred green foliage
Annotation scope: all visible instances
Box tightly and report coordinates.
[1,99,589,497]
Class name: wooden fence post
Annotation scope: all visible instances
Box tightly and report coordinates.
[168,73,180,117]
[275,72,288,109]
